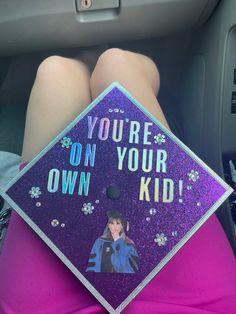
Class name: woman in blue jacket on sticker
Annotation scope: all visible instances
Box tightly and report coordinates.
[86,210,139,273]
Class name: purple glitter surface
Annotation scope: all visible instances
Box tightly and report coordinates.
[6,86,228,310]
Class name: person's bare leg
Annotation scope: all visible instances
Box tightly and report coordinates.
[90,49,236,313]
[90,48,169,129]
[22,56,91,161]
[0,55,95,314]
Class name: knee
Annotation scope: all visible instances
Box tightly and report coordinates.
[36,56,70,79]
[91,48,135,97]
[90,48,127,88]
[90,48,160,96]
[35,55,88,84]
[93,48,129,69]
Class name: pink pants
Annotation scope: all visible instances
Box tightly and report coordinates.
[0,168,236,313]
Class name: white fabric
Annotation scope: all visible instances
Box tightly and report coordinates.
[0,151,21,250]
[0,151,21,188]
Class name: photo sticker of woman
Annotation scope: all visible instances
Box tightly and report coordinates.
[86,210,139,273]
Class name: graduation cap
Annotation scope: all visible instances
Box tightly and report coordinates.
[0,82,233,313]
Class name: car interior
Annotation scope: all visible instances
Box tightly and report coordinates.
[0,0,236,256]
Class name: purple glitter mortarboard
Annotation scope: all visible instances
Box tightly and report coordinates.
[0,82,233,313]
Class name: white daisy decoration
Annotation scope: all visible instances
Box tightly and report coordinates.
[60,136,72,148]
[29,187,42,199]
[154,133,166,145]
[81,203,94,215]
[154,233,168,246]
[187,170,199,182]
